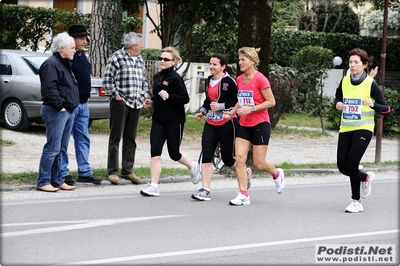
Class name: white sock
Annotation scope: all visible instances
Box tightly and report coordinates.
[202,187,210,192]
[150,182,158,188]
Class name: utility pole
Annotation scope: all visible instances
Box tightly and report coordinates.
[374,0,389,165]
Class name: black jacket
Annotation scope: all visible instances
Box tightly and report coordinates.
[39,52,79,113]
[71,51,91,103]
[199,73,238,115]
[151,67,190,124]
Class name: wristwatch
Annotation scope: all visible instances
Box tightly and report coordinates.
[251,106,256,112]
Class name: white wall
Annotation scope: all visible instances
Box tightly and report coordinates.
[323,69,345,98]
[185,63,210,112]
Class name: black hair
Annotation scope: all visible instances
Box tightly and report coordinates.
[211,53,233,75]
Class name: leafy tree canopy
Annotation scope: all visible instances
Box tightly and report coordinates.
[297,1,360,34]
[352,0,399,10]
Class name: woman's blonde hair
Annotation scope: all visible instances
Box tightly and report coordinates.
[161,46,182,64]
[238,47,260,68]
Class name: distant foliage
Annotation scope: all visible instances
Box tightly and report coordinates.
[270,29,400,71]
[297,2,360,34]
[0,4,89,51]
[0,3,142,52]
[363,9,400,33]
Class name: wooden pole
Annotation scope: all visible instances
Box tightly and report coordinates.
[374,0,389,165]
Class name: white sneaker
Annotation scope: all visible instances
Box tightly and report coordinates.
[229,192,250,206]
[246,167,252,190]
[345,200,364,213]
[361,172,374,198]
[140,184,160,197]
[190,161,201,184]
[191,188,211,201]
[274,168,285,194]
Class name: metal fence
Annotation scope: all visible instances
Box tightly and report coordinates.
[375,71,400,91]
[144,60,160,93]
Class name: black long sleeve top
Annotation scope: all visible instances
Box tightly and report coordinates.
[151,67,190,124]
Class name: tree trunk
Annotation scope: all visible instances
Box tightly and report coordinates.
[238,0,273,78]
[321,1,331,32]
[330,0,349,33]
[90,0,123,78]
[237,0,274,174]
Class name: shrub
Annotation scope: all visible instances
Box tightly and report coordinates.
[141,48,162,60]
[269,64,299,128]
[290,46,334,113]
[325,99,341,130]
[382,88,400,132]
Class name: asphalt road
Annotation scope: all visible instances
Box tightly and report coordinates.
[2,170,399,266]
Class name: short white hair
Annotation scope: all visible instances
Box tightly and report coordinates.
[123,32,142,48]
[50,32,74,53]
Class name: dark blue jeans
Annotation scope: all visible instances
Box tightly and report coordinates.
[37,105,75,187]
[61,102,93,177]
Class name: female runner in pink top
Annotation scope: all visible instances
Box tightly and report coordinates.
[224,47,285,206]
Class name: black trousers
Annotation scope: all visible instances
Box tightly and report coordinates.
[337,130,372,200]
[201,118,237,167]
[107,99,141,175]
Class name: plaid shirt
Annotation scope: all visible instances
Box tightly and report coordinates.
[103,48,148,108]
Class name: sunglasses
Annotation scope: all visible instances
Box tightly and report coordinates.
[159,57,174,62]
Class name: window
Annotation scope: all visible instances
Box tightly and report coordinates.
[23,56,49,74]
[0,0,18,4]
[0,55,12,75]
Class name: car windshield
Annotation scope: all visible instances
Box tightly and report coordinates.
[23,56,48,74]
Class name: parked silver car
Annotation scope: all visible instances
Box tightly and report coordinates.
[0,49,110,131]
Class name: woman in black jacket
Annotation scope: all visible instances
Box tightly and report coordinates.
[191,53,251,201]
[140,47,200,197]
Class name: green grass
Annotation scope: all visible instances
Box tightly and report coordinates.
[273,125,330,138]
[279,112,334,129]
[0,140,14,146]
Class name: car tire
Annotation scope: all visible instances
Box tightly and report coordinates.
[1,99,31,131]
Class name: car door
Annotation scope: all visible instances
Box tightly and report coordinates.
[0,54,15,101]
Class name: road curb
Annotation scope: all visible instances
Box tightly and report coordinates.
[2,166,397,192]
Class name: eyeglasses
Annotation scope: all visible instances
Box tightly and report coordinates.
[159,57,174,62]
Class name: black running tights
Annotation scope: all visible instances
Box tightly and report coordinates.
[337,130,372,200]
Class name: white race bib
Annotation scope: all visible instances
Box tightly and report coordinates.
[237,90,254,107]
[343,98,362,120]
